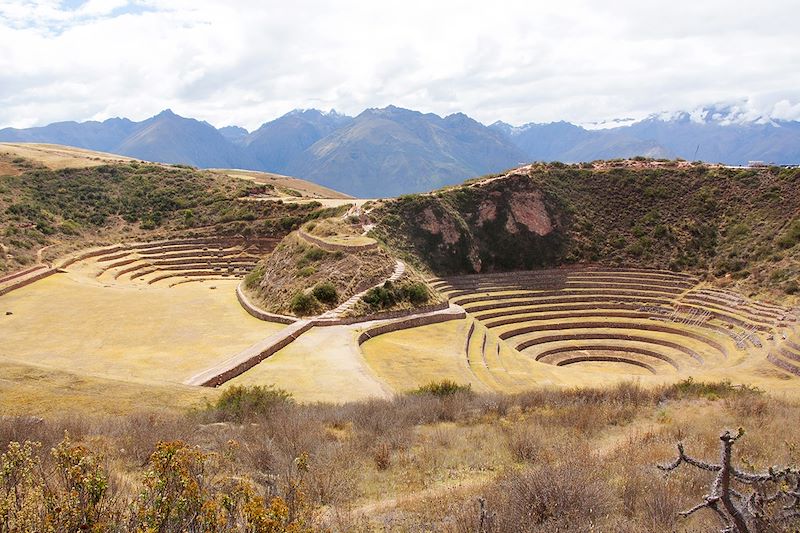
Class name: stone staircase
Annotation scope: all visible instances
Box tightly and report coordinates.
[318,260,405,320]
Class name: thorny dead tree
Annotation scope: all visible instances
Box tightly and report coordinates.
[658,429,800,533]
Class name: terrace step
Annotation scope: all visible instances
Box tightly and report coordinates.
[767,353,800,377]
[556,355,660,374]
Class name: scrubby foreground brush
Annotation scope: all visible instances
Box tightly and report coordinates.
[1,380,798,532]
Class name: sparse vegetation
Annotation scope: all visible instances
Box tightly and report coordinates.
[412,379,472,396]
[0,159,340,272]
[0,381,796,532]
[290,291,320,316]
[361,280,431,310]
[311,282,339,305]
[373,162,800,302]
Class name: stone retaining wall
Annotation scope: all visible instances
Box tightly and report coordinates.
[537,344,679,369]
[455,287,680,306]
[298,229,378,253]
[447,276,693,294]
[681,295,779,322]
[58,245,125,268]
[315,301,451,326]
[198,321,314,387]
[0,268,58,297]
[556,355,657,374]
[465,321,476,361]
[449,274,696,290]
[147,271,236,284]
[100,257,139,271]
[357,308,467,345]
[485,310,656,328]
[521,332,703,363]
[0,265,47,285]
[236,284,297,324]
[675,304,771,332]
[779,346,800,362]
[476,302,666,321]
[465,294,673,313]
[96,250,135,263]
[767,353,800,377]
[499,320,727,357]
[445,267,697,286]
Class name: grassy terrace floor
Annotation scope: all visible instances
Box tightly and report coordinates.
[0,273,284,385]
[226,325,391,402]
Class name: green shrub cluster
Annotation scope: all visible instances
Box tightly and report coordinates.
[311,282,338,305]
[212,385,293,422]
[289,291,320,316]
[412,380,472,397]
[361,281,430,310]
[288,282,339,316]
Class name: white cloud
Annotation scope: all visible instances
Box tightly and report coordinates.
[0,0,799,129]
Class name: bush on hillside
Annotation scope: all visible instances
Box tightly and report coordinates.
[311,282,338,305]
[213,385,293,421]
[290,291,319,316]
[412,380,472,397]
[400,282,429,304]
[361,281,430,310]
[778,219,800,248]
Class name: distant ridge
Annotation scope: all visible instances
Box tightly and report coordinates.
[2,104,799,196]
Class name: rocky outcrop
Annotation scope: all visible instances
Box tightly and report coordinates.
[372,172,566,275]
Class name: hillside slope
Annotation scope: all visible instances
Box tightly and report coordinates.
[0,153,341,273]
[242,109,353,173]
[288,106,526,197]
[372,160,800,302]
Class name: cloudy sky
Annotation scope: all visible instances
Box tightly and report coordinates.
[1,0,799,130]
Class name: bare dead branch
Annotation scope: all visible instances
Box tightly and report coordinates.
[656,428,800,533]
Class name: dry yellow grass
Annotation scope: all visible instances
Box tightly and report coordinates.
[0,142,135,169]
[213,168,352,199]
[360,320,478,392]
[226,325,391,402]
[0,274,283,384]
[0,360,214,416]
[357,315,800,398]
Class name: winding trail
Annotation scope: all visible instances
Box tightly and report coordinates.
[318,260,405,320]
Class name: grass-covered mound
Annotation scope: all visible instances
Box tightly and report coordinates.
[0,157,340,272]
[244,232,397,316]
[373,160,800,303]
[303,217,377,248]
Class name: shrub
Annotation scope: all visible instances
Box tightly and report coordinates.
[778,219,800,248]
[361,284,396,309]
[400,282,429,304]
[486,458,613,531]
[311,282,338,305]
[785,280,799,295]
[412,380,472,397]
[298,266,316,277]
[373,441,391,471]
[297,247,326,268]
[663,377,761,400]
[290,292,319,316]
[361,281,430,310]
[213,385,293,422]
[243,264,265,289]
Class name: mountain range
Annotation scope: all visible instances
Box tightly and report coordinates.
[2,105,799,197]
